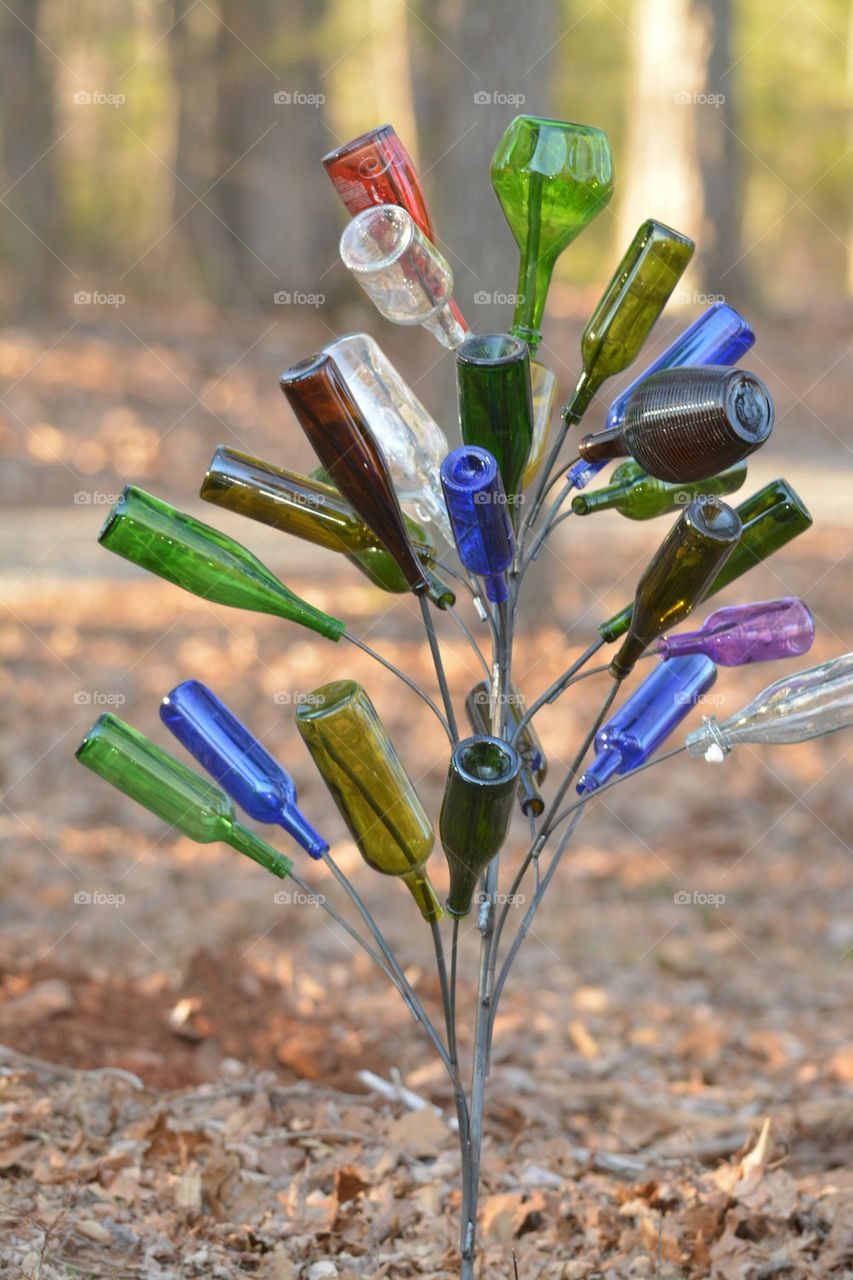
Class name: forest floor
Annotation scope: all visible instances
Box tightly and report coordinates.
[0,311,851,1278]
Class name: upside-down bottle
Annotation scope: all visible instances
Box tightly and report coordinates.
[456,333,534,515]
[76,714,292,878]
[610,496,742,680]
[685,653,853,761]
[439,735,521,917]
[440,446,515,603]
[657,598,815,667]
[465,681,548,817]
[161,680,328,858]
[295,680,442,923]
[572,458,748,521]
[99,486,345,640]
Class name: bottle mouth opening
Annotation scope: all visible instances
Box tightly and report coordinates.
[457,333,526,367]
[687,496,742,542]
[725,372,774,442]
[454,735,519,785]
[294,679,360,721]
[442,446,497,492]
[340,205,413,272]
[279,352,330,387]
[98,486,134,541]
[321,124,394,169]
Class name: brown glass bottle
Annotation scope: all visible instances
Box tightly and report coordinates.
[280,352,429,594]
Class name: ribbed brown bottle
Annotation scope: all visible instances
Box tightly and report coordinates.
[280,352,429,594]
[579,367,774,483]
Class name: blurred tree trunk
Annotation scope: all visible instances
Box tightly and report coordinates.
[847,0,853,296]
[0,0,62,315]
[618,0,743,302]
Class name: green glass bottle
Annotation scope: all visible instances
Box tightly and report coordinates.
[295,680,442,923]
[439,736,521,918]
[572,458,748,521]
[465,681,547,817]
[457,333,533,515]
[610,496,742,679]
[562,220,695,424]
[201,448,454,610]
[76,713,292,878]
[490,116,614,354]
[99,486,345,641]
[599,479,813,643]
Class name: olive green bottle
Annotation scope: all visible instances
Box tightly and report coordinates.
[76,714,292,878]
[465,682,547,816]
[599,479,813,643]
[572,458,747,521]
[439,735,520,918]
[295,680,442,923]
[201,447,454,609]
[562,220,695,424]
[610,496,742,679]
[457,333,534,513]
[99,486,345,641]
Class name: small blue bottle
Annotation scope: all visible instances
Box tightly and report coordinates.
[577,655,717,793]
[440,446,515,603]
[605,302,754,431]
[161,679,329,858]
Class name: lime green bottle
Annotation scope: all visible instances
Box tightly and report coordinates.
[562,220,695,424]
[600,479,813,643]
[76,714,292,878]
[295,680,442,923]
[99,486,345,641]
[572,458,747,521]
[490,116,614,354]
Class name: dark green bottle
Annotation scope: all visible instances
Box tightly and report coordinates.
[456,334,533,517]
[572,458,748,521]
[99,486,345,641]
[599,479,813,643]
[296,680,442,923]
[201,447,454,610]
[76,714,292,878]
[562,220,695,424]
[439,735,521,918]
[610,496,742,679]
[465,682,547,817]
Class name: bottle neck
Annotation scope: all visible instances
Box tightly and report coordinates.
[279,805,328,860]
[577,746,623,794]
[572,482,631,516]
[400,868,444,923]
[422,301,468,350]
[561,370,597,425]
[577,424,625,465]
[656,629,705,660]
[227,822,293,878]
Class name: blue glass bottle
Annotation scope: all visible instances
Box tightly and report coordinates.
[577,654,717,793]
[160,680,328,859]
[440,446,515,603]
[606,302,755,431]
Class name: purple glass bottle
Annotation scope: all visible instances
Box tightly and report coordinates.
[577,654,717,793]
[656,598,814,667]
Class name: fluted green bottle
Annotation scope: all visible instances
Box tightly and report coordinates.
[610,496,742,679]
[439,735,521,918]
[99,486,345,640]
[295,680,442,923]
[490,116,614,354]
[465,682,547,817]
[572,458,748,521]
[76,714,292,878]
[562,220,695,424]
[457,333,533,516]
[600,479,813,643]
[201,448,454,609]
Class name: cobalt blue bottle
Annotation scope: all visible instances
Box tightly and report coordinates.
[577,654,717,793]
[440,446,515,603]
[160,679,328,858]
